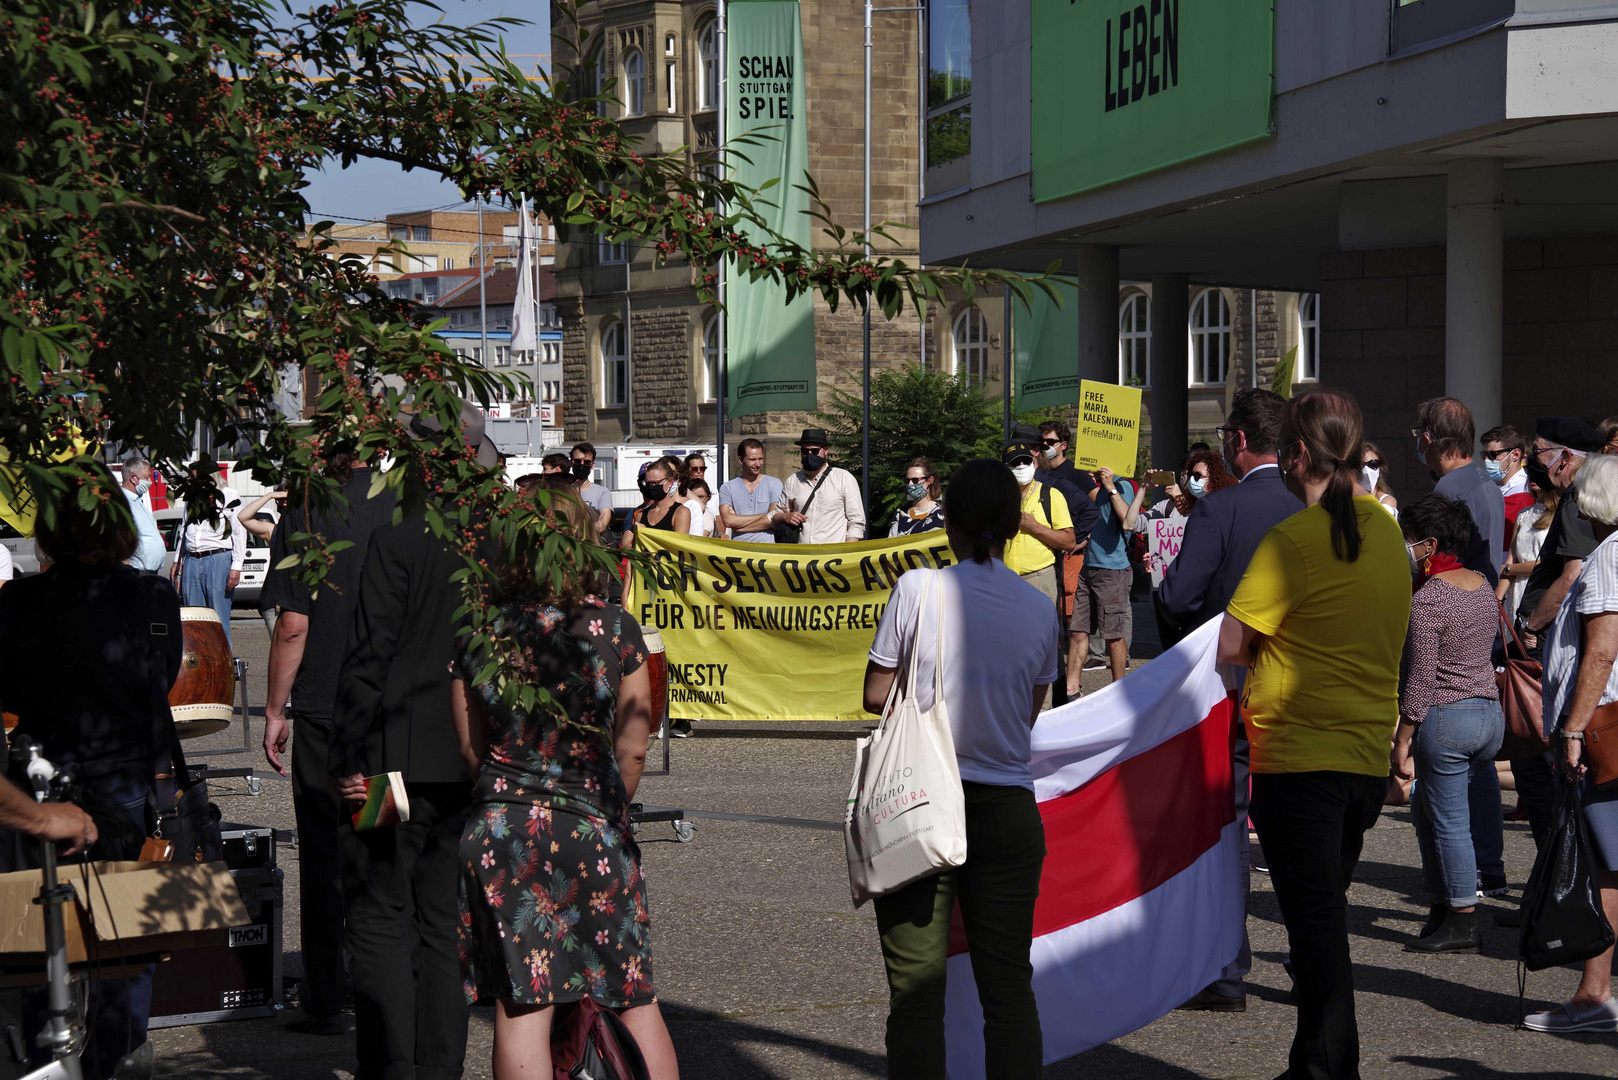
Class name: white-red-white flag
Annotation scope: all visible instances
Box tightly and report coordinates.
[944,616,1244,1076]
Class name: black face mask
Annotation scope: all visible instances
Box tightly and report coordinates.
[1525,456,1552,489]
[640,480,668,501]
[801,451,826,472]
[571,461,591,481]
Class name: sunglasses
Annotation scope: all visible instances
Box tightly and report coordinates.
[1040,438,1061,447]
[1480,448,1516,460]
[1364,459,1383,470]
[688,465,707,473]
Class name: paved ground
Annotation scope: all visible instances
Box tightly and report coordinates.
[147,615,1618,1078]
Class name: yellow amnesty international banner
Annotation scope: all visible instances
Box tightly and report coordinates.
[1072,379,1143,475]
[623,529,957,721]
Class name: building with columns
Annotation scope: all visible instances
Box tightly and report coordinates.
[922,1,1618,497]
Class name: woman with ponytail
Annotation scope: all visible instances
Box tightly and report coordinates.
[1217,390,1412,1080]
[862,458,1058,1080]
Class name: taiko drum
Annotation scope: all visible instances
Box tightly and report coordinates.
[641,626,668,734]
[169,606,235,739]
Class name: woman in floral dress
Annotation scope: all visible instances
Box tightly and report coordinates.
[452,481,677,1079]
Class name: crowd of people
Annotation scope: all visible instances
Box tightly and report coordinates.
[1,384,1617,1079]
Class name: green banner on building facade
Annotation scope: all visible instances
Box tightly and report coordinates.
[1031,0,1275,202]
[1014,276,1080,413]
[725,0,816,417]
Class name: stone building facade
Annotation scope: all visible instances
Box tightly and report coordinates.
[553,1,1317,479]
[553,0,926,478]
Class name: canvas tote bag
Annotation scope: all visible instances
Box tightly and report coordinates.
[844,569,967,906]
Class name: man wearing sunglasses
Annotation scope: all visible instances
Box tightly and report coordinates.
[1413,397,1505,588]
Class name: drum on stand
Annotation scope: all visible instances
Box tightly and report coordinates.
[170,606,236,739]
[642,626,668,736]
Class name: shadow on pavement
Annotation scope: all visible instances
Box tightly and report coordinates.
[1391,1055,1617,1079]
[663,1004,885,1078]
[1047,1042,1205,1078]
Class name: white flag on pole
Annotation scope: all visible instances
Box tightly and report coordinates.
[509,197,537,355]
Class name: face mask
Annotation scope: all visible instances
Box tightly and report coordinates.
[1362,466,1381,494]
[134,478,151,497]
[1186,477,1208,498]
[801,452,826,472]
[905,482,928,503]
[1221,435,1242,479]
[1525,456,1552,489]
[1010,462,1038,486]
[1042,444,1060,462]
[1482,458,1504,482]
[571,461,592,481]
[640,480,668,501]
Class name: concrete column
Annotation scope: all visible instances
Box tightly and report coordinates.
[1445,158,1504,436]
[1150,273,1190,470]
[1073,246,1119,386]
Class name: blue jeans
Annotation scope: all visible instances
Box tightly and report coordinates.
[1412,698,1505,908]
[179,551,233,645]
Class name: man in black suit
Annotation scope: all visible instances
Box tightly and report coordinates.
[328,402,498,1080]
[1158,388,1303,1013]
[330,512,475,1080]
[262,454,398,1035]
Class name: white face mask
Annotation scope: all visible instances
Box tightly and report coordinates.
[1362,466,1381,494]
[1186,476,1208,498]
[1042,444,1060,462]
[1010,462,1038,486]
[134,478,151,497]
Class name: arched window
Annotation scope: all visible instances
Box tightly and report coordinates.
[665,33,676,55]
[698,21,718,111]
[601,321,627,406]
[1298,293,1320,382]
[1189,289,1231,386]
[586,43,607,116]
[622,49,645,116]
[952,306,990,386]
[702,316,721,402]
[1118,293,1150,386]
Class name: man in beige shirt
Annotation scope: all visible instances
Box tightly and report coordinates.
[771,428,867,544]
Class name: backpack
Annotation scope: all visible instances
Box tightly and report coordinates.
[551,998,652,1080]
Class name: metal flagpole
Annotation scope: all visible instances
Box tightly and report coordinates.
[478,199,489,371]
[862,0,873,517]
[715,0,728,487]
[1003,284,1013,440]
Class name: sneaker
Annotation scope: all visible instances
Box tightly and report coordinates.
[1082,657,1107,672]
[1523,998,1618,1033]
[1478,871,1510,897]
[670,718,692,738]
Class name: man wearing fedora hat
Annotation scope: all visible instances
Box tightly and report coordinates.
[772,428,866,544]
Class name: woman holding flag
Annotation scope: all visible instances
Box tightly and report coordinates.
[863,458,1059,1080]
[1218,391,1412,1080]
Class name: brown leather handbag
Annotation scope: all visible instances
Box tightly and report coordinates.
[1496,606,1550,761]
[1585,701,1618,789]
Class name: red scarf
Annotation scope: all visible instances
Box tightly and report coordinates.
[1421,551,1466,581]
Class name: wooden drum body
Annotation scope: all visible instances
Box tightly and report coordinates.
[642,626,668,732]
[170,606,235,739]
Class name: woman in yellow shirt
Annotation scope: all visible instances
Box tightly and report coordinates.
[1218,390,1412,1080]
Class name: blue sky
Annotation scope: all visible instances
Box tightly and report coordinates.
[298,1,551,222]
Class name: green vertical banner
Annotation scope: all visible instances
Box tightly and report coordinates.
[1013,276,1080,413]
[725,0,815,418]
[1031,0,1275,201]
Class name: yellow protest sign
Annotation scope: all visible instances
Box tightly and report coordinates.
[1072,379,1143,475]
[623,529,957,721]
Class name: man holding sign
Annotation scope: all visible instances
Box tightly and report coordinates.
[1072,466,1148,689]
